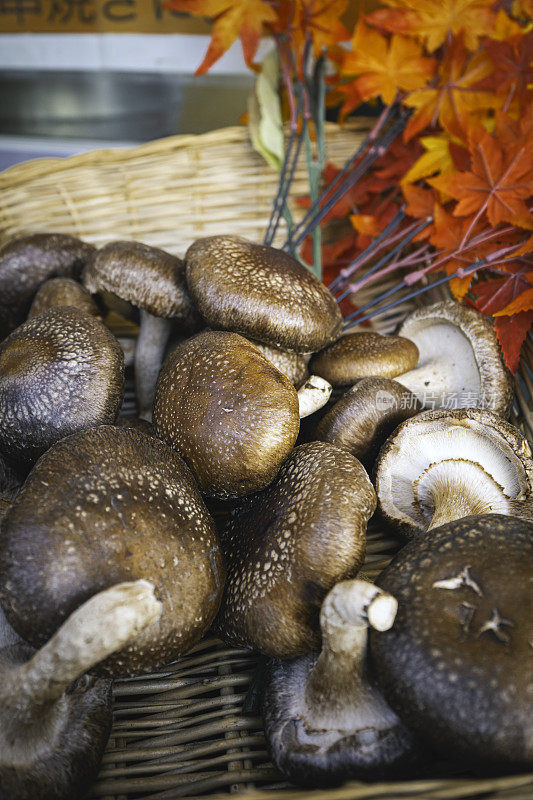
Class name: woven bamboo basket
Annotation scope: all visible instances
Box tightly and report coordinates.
[1,123,532,800]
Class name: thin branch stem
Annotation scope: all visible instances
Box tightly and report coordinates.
[283,103,409,251]
[336,217,432,302]
[328,208,406,292]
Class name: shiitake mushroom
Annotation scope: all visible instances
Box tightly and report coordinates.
[153,331,330,500]
[0,426,224,677]
[185,234,342,352]
[0,581,161,800]
[370,514,533,770]
[214,441,376,656]
[0,306,124,472]
[83,240,200,419]
[263,580,418,786]
[0,233,96,341]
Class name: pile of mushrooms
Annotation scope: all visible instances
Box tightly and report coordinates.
[0,229,531,796]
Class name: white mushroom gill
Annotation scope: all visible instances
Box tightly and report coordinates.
[383,426,527,530]
[395,322,481,408]
[414,460,513,530]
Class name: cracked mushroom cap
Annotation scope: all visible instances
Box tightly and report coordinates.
[214,441,376,657]
[375,408,533,538]
[370,514,533,769]
[315,378,422,468]
[153,331,300,499]
[396,300,513,416]
[0,426,225,677]
[0,233,96,341]
[185,235,342,352]
[83,240,197,323]
[310,333,419,388]
[28,277,100,319]
[0,306,124,472]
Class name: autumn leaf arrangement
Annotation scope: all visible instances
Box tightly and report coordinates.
[165,0,533,373]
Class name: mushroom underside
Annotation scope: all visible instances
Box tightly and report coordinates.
[377,416,533,534]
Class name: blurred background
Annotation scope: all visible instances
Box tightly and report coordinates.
[0,11,257,169]
[0,4,363,170]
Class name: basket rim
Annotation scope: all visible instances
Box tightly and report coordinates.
[0,119,373,191]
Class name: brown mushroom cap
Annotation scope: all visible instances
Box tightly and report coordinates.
[370,514,533,769]
[0,233,96,341]
[28,277,100,319]
[185,235,342,352]
[0,426,225,677]
[249,339,309,388]
[396,300,513,416]
[316,377,422,467]
[309,332,419,387]
[214,441,376,657]
[375,407,533,538]
[153,331,300,499]
[0,306,124,471]
[83,240,197,323]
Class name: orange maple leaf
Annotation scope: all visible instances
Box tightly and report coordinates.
[366,0,496,53]
[164,0,277,74]
[494,286,533,316]
[403,38,496,141]
[278,0,351,57]
[402,183,435,219]
[342,21,436,106]
[430,127,533,227]
[475,30,533,107]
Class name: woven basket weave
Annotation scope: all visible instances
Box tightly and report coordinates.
[1,124,532,800]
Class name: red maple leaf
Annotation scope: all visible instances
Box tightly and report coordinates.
[431,126,533,227]
[494,311,533,372]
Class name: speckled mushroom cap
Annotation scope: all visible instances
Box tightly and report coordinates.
[310,333,419,387]
[83,240,197,323]
[370,514,533,769]
[185,235,343,352]
[396,300,513,416]
[0,426,225,677]
[28,277,100,319]
[316,377,422,468]
[213,441,376,657]
[0,233,96,341]
[153,331,300,499]
[248,339,309,388]
[375,408,533,538]
[0,306,124,472]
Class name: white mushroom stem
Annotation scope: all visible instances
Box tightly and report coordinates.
[304,580,398,729]
[298,375,332,418]
[5,580,162,713]
[135,310,173,420]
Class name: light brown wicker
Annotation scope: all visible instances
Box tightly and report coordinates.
[1,124,532,800]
